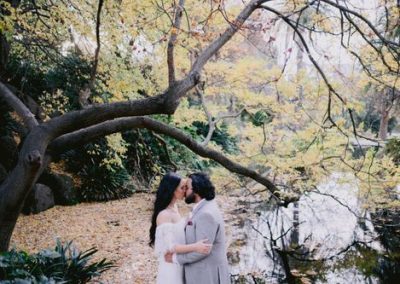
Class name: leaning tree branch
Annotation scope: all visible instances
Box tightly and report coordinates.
[167,0,185,86]
[42,92,169,140]
[49,116,279,194]
[0,82,38,129]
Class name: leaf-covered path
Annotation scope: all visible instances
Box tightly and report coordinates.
[10,193,240,283]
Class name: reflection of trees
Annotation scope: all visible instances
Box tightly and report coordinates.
[242,189,400,284]
[251,205,302,283]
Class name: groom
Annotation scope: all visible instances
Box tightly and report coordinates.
[165,172,230,284]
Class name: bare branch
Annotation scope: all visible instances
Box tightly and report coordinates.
[88,0,104,89]
[0,82,38,129]
[260,4,361,143]
[167,0,185,86]
[260,5,345,105]
[342,11,396,74]
[319,0,400,50]
[196,85,245,146]
[197,86,214,145]
[308,186,364,219]
[190,0,271,74]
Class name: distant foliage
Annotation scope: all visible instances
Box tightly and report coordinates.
[385,138,400,165]
[39,89,70,118]
[357,112,397,135]
[78,163,133,202]
[0,2,13,39]
[0,240,114,283]
[122,129,175,185]
[123,126,214,185]
[164,134,213,171]
[191,121,239,154]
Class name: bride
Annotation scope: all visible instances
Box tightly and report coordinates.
[149,172,212,284]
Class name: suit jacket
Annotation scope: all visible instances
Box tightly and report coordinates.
[176,199,230,284]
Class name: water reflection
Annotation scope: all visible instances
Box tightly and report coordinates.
[230,173,398,283]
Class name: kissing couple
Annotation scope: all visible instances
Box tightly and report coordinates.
[149,172,230,284]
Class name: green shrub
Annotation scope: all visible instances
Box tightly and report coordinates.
[6,53,91,104]
[250,110,273,127]
[63,138,134,202]
[0,240,114,283]
[78,163,134,202]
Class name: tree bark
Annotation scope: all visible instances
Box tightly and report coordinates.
[0,83,38,129]
[167,0,185,86]
[379,109,389,140]
[0,33,9,77]
[0,128,50,251]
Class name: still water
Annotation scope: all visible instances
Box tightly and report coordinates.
[230,173,399,283]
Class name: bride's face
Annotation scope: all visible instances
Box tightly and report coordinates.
[174,179,187,201]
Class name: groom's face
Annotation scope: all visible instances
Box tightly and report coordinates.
[184,178,196,204]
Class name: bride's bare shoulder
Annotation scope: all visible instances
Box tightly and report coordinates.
[156,209,174,226]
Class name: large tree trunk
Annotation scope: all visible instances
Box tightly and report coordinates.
[0,207,23,252]
[0,128,49,252]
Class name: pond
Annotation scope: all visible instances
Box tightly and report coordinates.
[229,173,400,283]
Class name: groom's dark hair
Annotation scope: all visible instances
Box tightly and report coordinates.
[188,172,215,200]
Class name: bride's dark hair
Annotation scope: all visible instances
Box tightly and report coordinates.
[149,172,182,247]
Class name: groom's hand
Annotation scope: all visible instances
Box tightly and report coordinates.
[164,252,173,263]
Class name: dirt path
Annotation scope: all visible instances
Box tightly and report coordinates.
[11,193,241,283]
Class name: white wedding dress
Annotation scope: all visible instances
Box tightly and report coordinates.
[154,219,186,284]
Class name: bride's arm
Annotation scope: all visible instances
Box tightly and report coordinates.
[172,239,211,254]
[156,213,211,255]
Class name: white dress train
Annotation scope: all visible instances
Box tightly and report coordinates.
[154,219,186,284]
